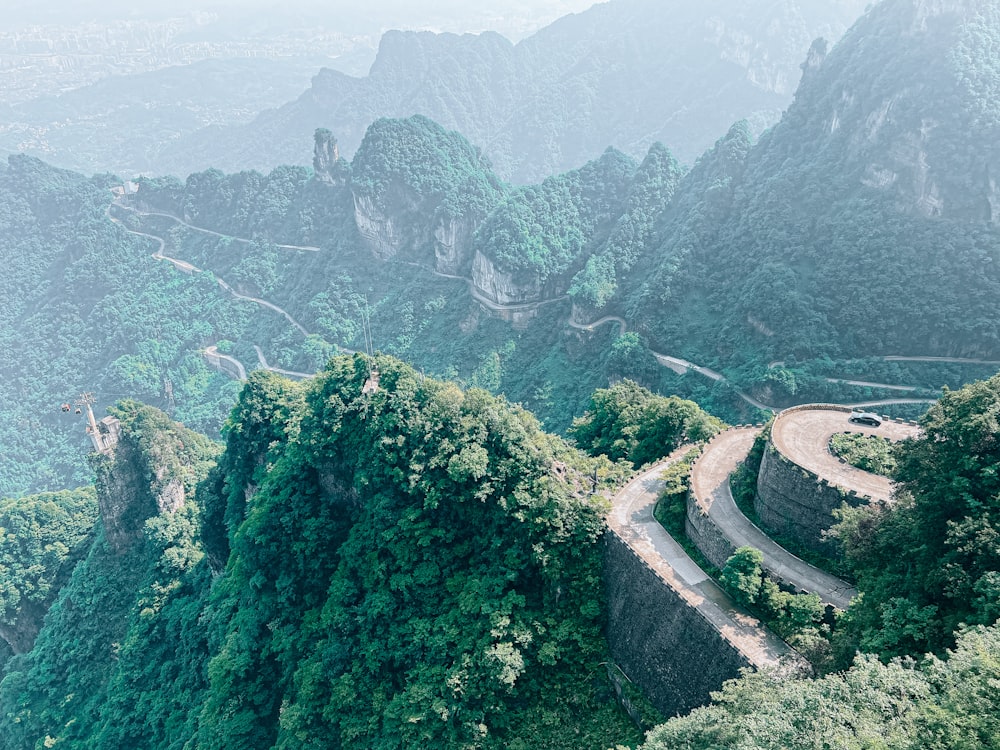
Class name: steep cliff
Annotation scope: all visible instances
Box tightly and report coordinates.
[0,402,220,750]
[350,116,506,270]
[627,0,1000,364]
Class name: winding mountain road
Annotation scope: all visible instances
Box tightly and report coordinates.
[111,204,312,337]
[253,345,313,379]
[203,346,247,380]
[118,205,321,252]
[608,450,802,672]
[883,355,1000,365]
[770,407,920,503]
[567,315,627,336]
[689,428,857,609]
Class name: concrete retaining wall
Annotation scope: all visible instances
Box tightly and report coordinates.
[683,426,758,571]
[685,494,735,572]
[754,445,863,555]
[753,403,915,554]
[603,531,750,717]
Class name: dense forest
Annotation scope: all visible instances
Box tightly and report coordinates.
[1,1,1000,746]
[0,156,249,497]
[624,0,1000,376]
[0,359,648,749]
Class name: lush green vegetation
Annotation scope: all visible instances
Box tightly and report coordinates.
[569,379,723,467]
[0,487,97,660]
[353,115,506,222]
[718,547,831,668]
[0,360,644,749]
[622,0,1000,387]
[833,375,1000,661]
[475,148,634,280]
[829,433,897,476]
[569,143,683,310]
[0,402,220,750]
[638,623,1000,750]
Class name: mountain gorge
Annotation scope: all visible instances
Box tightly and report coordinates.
[160,0,869,182]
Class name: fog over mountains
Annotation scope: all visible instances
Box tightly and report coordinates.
[1,0,867,180]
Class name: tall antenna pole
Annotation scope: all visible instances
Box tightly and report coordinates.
[76,392,102,451]
[362,295,374,359]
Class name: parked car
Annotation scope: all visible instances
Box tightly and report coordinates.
[848,412,883,427]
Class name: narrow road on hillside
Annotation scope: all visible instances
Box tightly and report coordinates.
[689,428,857,609]
[883,355,1000,365]
[651,354,775,411]
[204,345,247,380]
[118,204,321,252]
[608,450,801,672]
[111,205,312,337]
[567,315,627,336]
[253,346,313,379]
[770,407,920,503]
[825,378,920,392]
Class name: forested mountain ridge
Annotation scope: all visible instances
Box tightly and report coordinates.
[6,0,1000,497]
[0,361,645,749]
[624,0,1000,379]
[159,0,868,182]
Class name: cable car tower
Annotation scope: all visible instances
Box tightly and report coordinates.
[73,392,120,454]
[360,296,380,394]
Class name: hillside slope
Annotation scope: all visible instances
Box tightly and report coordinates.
[0,363,642,749]
[625,0,1000,372]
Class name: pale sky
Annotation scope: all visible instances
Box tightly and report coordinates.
[4,1,600,40]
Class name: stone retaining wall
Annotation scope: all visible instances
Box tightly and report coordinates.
[754,444,863,555]
[603,531,750,717]
[754,404,916,554]
[683,427,756,571]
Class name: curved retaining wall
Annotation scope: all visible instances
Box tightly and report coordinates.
[754,444,862,555]
[683,427,761,573]
[755,404,918,555]
[603,531,751,717]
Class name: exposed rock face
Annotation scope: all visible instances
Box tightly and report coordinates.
[0,600,49,655]
[471,251,543,306]
[353,193,405,260]
[95,440,150,553]
[313,128,348,185]
[354,189,480,274]
[707,17,797,95]
[433,217,476,275]
[93,407,211,554]
[911,0,970,29]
